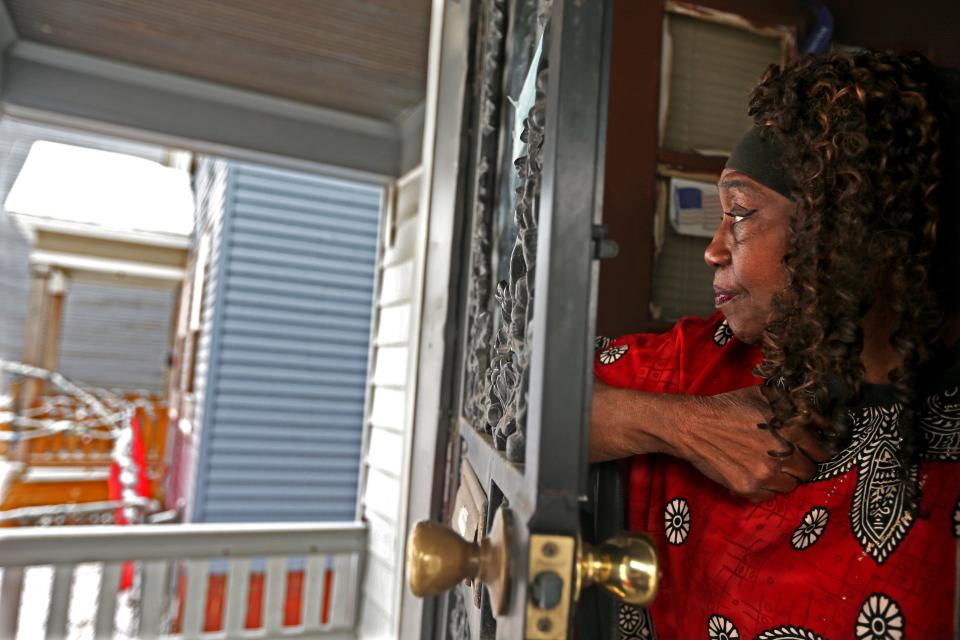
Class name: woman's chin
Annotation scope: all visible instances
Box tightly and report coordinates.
[721,311,763,345]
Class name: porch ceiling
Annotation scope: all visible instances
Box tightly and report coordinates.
[3,0,430,122]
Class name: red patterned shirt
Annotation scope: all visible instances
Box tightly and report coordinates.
[595,313,960,640]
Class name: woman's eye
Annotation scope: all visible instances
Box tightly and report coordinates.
[724,208,757,224]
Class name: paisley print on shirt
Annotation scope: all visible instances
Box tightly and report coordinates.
[754,625,825,640]
[810,386,959,563]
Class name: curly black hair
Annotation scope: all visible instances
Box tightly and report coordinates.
[748,51,957,494]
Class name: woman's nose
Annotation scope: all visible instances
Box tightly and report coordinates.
[704,227,731,269]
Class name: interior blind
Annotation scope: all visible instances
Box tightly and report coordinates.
[661,13,783,154]
[650,224,716,322]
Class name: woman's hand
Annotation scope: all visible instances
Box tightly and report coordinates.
[590,383,834,502]
[672,386,834,502]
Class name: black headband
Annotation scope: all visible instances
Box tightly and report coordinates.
[725,127,795,199]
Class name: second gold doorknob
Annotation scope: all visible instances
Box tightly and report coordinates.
[578,534,658,606]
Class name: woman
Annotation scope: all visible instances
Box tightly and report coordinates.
[591,51,959,639]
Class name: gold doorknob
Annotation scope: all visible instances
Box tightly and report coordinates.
[578,534,658,606]
[407,507,513,614]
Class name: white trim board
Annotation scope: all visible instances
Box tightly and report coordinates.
[31,250,185,282]
[12,214,191,249]
[20,467,110,483]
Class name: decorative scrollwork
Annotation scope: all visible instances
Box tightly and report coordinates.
[537,0,554,28]
[480,65,547,463]
[463,0,506,434]
[463,1,550,465]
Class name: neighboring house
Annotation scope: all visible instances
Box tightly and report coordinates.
[0,133,191,517]
[168,158,382,524]
[0,120,133,390]
[6,213,188,394]
[3,133,192,393]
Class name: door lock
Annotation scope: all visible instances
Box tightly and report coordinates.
[526,532,658,639]
[526,536,576,639]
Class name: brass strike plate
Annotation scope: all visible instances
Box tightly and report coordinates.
[524,535,575,639]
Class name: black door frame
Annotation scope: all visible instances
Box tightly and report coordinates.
[402,0,613,637]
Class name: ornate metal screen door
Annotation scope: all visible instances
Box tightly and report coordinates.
[406,0,658,638]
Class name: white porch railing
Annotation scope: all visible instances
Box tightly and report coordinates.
[0,521,366,639]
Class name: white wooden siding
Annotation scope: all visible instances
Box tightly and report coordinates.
[358,168,423,639]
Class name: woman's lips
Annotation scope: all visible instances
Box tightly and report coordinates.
[714,287,740,307]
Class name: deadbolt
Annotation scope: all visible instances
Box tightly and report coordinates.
[530,570,564,609]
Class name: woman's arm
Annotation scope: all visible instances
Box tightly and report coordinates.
[590,382,833,501]
[589,381,693,462]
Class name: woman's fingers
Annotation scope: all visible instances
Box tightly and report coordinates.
[691,389,840,501]
[738,464,799,502]
[780,423,834,463]
[745,488,779,503]
[779,449,817,481]
[720,385,838,464]
[763,468,800,493]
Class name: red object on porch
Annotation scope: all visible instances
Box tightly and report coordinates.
[321,567,334,626]
[106,416,152,590]
[107,416,152,524]
[171,567,335,633]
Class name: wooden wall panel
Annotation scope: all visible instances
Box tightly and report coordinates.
[823,0,960,67]
[596,0,664,338]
